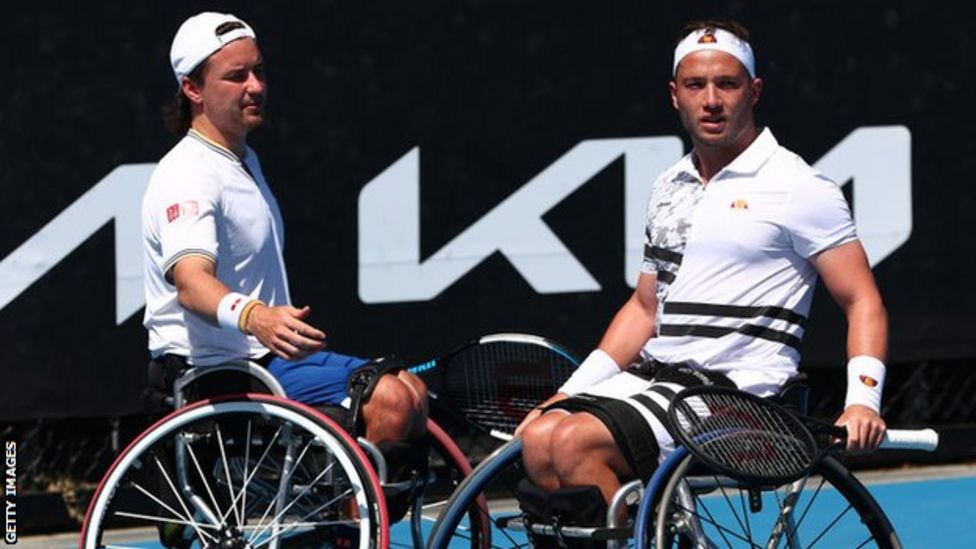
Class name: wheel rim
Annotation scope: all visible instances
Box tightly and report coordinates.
[427,438,529,549]
[82,397,385,549]
[654,454,899,549]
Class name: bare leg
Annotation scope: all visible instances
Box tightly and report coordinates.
[521,412,570,491]
[396,370,429,437]
[361,374,418,443]
[550,412,633,502]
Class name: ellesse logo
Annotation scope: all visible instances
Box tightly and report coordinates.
[859,375,879,388]
[698,30,718,44]
[730,199,749,210]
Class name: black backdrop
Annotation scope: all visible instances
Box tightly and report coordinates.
[2,1,974,421]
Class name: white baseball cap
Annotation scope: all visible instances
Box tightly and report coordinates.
[170,12,256,82]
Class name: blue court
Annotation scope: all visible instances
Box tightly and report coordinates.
[386,468,976,547]
[23,467,976,548]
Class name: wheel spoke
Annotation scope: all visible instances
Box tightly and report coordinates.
[248,458,341,544]
[184,438,227,530]
[151,455,219,544]
[220,424,284,525]
[84,399,386,549]
[250,488,354,549]
[215,422,244,528]
[242,419,252,522]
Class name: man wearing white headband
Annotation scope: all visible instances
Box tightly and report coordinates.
[517,19,888,536]
[142,12,428,447]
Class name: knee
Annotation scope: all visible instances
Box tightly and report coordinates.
[549,416,606,475]
[521,414,561,464]
[364,375,415,427]
[396,370,428,409]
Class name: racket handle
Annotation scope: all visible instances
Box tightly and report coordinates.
[490,430,515,442]
[880,428,938,451]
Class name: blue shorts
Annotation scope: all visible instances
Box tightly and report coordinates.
[267,351,369,406]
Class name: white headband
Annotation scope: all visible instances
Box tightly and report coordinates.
[673,27,756,78]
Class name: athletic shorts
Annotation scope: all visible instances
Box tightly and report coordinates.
[548,363,736,482]
[268,351,370,407]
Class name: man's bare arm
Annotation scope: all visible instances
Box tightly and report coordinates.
[515,273,658,434]
[596,272,660,366]
[171,256,326,360]
[811,240,888,451]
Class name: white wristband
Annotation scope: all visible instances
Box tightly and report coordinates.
[217,292,250,332]
[559,349,621,395]
[844,355,886,413]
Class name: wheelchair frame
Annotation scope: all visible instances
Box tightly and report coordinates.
[426,378,913,549]
[80,361,484,549]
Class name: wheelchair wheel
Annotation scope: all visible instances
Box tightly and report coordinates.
[427,438,529,549]
[652,453,900,549]
[409,420,491,549]
[80,394,388,549]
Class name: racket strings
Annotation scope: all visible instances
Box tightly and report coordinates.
[673,391,817,482]
[444,342,576,435]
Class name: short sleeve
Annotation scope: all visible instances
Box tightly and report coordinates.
[154,174,221,278]
[786,175,857,258]
[640,175,665,274]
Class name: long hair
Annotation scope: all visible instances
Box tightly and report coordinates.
[161,62,206,136]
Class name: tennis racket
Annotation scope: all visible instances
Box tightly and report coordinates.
[668,385,939,485]
[407,333,581,441]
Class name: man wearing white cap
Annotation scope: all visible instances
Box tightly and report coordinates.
[142,12,427,444]
[515,19,888,535]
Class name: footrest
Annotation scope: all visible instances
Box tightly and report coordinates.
[496,515,633,541]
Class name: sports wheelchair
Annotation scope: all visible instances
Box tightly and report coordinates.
[78,359,484,549]
[427,378,938,549]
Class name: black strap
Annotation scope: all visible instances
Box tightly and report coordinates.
[346,356,405,435]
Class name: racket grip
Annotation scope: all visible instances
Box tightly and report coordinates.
[490,430,515,442]
[880,428,938,451]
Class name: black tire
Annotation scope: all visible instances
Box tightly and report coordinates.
[80,394,388,549]
[653,453,900,549]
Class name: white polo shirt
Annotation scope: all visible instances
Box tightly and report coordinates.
[640,128,857,394]
[142,130,290,365]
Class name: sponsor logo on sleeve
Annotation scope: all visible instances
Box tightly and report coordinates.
[166,201,200,223]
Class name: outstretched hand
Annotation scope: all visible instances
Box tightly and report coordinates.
[835,404,886,451]
[245,304,327,360]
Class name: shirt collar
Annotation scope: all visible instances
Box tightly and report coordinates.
[673,127,779,183]
[720,127,778,175]
[187,129,248,163]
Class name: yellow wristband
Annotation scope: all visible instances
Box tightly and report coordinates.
[237,299,264,334]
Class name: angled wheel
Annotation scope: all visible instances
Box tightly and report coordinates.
[404,419,491,549]
[651,453,899,549]
[80,394,388,549]
[427,438,530,549]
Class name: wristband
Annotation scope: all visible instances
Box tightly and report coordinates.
[237,299,264,334]
[558,349,621,395]
[217,292,252,333]
[844,355,886,413]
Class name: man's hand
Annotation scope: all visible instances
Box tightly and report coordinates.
[245,304,326,360]
[835,404,886,451]
[515,393,569,436]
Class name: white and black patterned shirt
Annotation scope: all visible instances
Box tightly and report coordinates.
[640,128,857,394]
